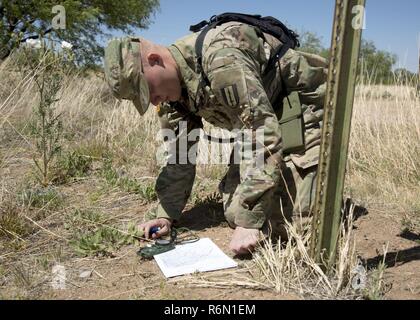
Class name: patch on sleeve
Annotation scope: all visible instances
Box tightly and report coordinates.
[211,65,248,109]
[220,84,240,108]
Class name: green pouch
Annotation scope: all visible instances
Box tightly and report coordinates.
[137,241,176,260]
[279,91,305,155]
[137,228,178,260]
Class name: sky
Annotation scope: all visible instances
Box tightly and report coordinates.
[115,0,420,73]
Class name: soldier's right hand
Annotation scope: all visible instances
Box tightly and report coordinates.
[139,218,172,240]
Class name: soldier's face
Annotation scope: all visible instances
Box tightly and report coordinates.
[143,53,182,106]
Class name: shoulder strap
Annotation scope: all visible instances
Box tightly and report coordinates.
[190,12,299,77]
[189,13,305,152]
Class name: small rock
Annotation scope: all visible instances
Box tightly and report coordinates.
[79,270,92,279]
[351,260,367,291]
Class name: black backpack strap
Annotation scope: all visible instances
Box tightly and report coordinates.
[190,19,210,33]
[191,20,218,108]
[190,13,299,89]
[188,13,305,152]
[194,21,216,79]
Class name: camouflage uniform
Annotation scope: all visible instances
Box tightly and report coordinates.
[154,22,327,238]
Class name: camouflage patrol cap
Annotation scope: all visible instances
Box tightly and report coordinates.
[104,37,150,115]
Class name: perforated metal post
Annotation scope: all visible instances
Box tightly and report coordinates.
[310,0,366,268]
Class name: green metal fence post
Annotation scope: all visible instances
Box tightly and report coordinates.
[310,0,366,269]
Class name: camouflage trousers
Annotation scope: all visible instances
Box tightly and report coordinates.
[219,152,318,240]
[152,107,319,238]
[151,153,317,239]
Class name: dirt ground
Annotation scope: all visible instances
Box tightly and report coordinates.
[0,147,419,300]
[43,210,420,300]
[1,192,419,300]
[352,210,420,299]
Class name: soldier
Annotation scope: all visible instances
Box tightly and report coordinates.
[104,18,328,255]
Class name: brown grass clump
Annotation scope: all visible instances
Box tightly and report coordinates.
[348,83,420,229]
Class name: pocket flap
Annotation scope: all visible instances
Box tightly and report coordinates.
[290,145,320,170]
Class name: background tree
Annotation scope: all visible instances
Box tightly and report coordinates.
[0,0,160,66]
[358,39,397,84]
[297,30,402,84]
[393,68,417,86]
[298,30,330,59]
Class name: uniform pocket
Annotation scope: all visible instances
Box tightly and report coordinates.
[290,145,320,170]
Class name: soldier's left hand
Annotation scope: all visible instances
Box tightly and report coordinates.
[229,227,260,255]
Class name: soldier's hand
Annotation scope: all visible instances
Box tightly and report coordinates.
[229,227,260,255]
[139,218,172,240]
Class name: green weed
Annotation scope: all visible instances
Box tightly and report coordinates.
[100,159,157,202]
[87,190,103,204]
[19,45,70,187]
[66,207,142,257]
[20,187,63,211]
[363,260,388,300]
[64,209,106,234]
[75,140,111,160]
[70,223,142,257]
[0,201,32,240]
[35,255,50,271]
[52,150,93,184]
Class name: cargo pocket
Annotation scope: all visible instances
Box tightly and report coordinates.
[290,145,320,170]
[287,146,319,218]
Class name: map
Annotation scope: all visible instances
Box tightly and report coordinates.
[154,238,238,278]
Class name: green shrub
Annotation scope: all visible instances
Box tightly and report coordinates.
[20,187,63,211]
[100,159,157,202]
[52,151,93,184]
[70,223,141,257]
[64,209,106,234]
[17,45,69,187]
[0,202,32,240]
[363,261,388,300]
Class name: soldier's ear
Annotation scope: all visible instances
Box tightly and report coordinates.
[147,53,163,67]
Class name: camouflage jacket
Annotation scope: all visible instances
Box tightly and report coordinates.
[155,21,327,228]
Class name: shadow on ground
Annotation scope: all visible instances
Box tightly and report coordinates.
[366,245,420,269]
[399,229,420,243]
[177,200,227,231]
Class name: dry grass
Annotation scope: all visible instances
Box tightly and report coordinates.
[175,208,362,299]
[348,83,420,227]
[0,54,418,299]
[251,207,362,299]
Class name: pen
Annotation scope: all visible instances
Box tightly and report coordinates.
[149,226,160,237]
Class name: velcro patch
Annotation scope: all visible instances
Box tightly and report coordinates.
[221,84,240,108]
[211,65,248,109]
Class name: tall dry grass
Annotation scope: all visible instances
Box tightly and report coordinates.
[348,82,420,227]
[251,209,359,299]
[247,80,419,298]
[1,58,160,177]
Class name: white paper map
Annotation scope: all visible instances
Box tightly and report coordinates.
[154,238,238,278]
